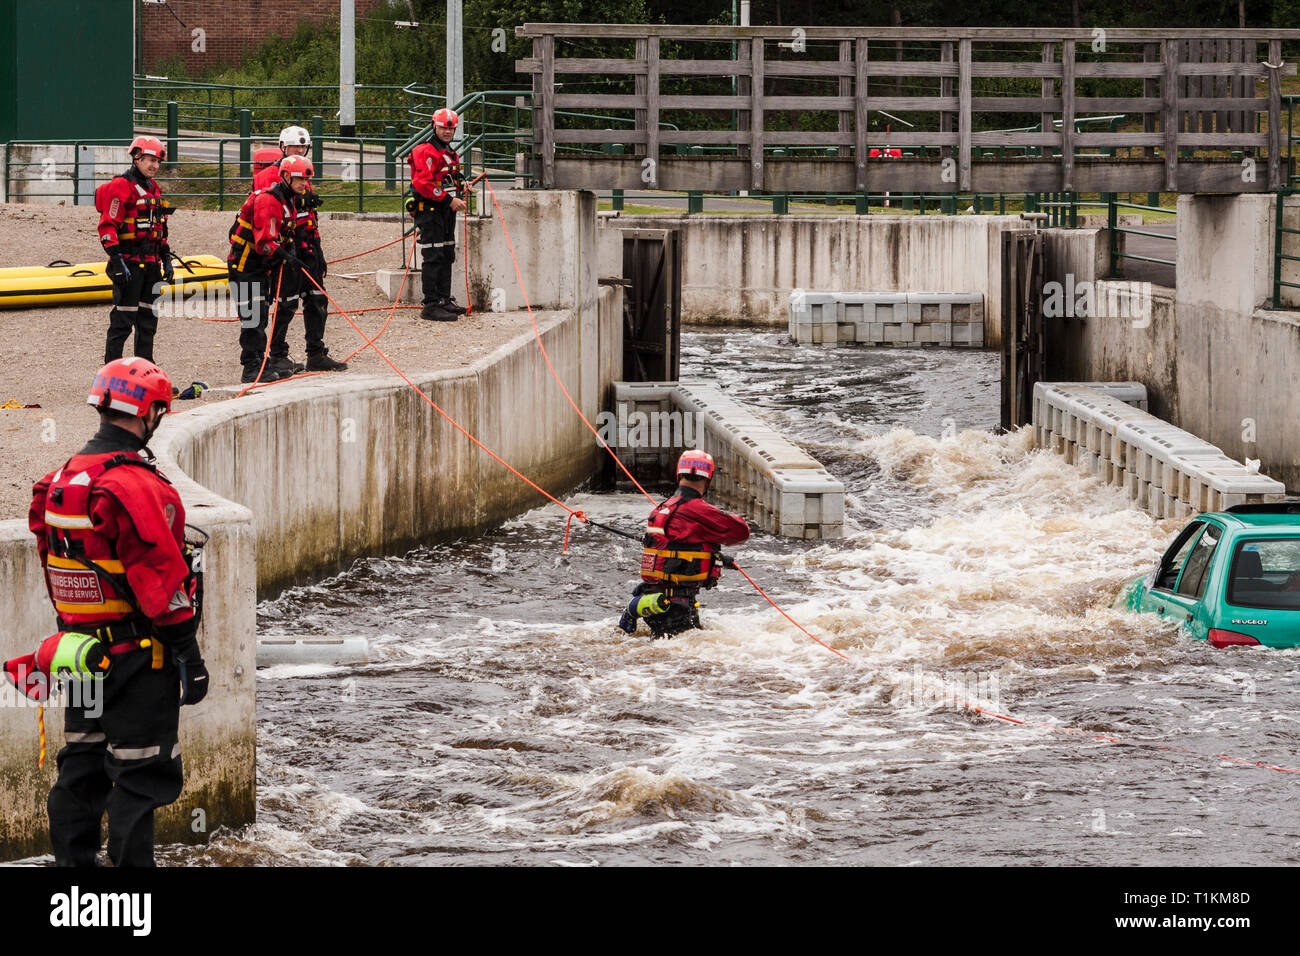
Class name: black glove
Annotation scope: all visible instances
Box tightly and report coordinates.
[273,245,302,269]
[161,627,208,706]
[718,553,737,570]
[106,251,132,284]
[161,253,175,284]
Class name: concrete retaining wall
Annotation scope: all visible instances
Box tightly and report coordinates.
[1044,194,1300,492]
[0,191,620,860]
[597,213,1026,346]
[2,144,119,205]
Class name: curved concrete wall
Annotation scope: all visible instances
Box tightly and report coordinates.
[598,213,1025,346]
[0,285,620,860]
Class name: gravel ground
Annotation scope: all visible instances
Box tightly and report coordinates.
[0,202,537,518]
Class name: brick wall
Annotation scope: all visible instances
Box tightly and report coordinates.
[141,0,390,74]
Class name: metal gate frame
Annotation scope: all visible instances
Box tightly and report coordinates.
[1001,229,1045,430]
[621,229,682,383]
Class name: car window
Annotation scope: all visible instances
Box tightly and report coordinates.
[1175,525,1219,599]
[1154,521,1205,591]
[1226,538,1300,610]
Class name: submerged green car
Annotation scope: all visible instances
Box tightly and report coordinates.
[1114,504,1300,648]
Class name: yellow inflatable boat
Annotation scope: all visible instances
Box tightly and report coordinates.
[0,255,228,309]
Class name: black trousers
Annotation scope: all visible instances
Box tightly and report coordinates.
[413,203,456,304]
[229,264,277,371]
[270,251,328,360]
[105,261,162,364]
[47,646,183,867]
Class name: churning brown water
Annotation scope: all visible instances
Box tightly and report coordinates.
[163,332,1300,866]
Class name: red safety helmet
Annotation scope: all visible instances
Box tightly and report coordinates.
[129,136,166,162]
[677,449,715,481]
[252,146,283,171]
[432,108,459,130]
[279,155,314,180]
[87,358,173,418]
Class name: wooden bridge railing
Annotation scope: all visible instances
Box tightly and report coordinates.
[516,25,1300,194]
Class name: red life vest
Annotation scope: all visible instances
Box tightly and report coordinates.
[37,453,166,628]
[228,183,296,272]
[95,170,171,261]
[640,495,721,588]
[409,141,463,206]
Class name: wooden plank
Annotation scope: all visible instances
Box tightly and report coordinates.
[751,36,764,191]
[634,38,647,145]
[657,59,757,75]
[1179,62,1279,75]
[1184,38,1199,134]
[959,38,971,190]
[515,57,646,74]
[857,96,958,111]
[856,38,869,189]
[863,132,960,145]
[1074,132,1166,146]
[970,132,1062,146]
[551,156,1272,195]
[1176,133,1268,146]
[941,41,954,161]
[1074,96,1164,111]
[539,34,555,188]
[737,36,750,160]
[762,60,861,77]
[839,40,852,159]
[1040,42,1054,145]
[766,131,855,144]
[1172,97,1263,110]
[1229,38,1243,134]
[764,95,856,109]
[1062,39,1075,189]
[972,62,1064,78]
[971,97,1061,112]
[1143,42,1158,159]
[659,130,757,145]
[529,38,542,184]
[1268,38,1282,189]
[646,36,660,186]
[660,95,754,110]
[1072,62,1170,78]
[862,61,958,77]
[517,24,1300,41]
[1164,38,1179,191]
[555,95,643,109]
[1216,38,1229,135]
[554,130,649,143]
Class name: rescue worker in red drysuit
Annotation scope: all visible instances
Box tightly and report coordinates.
[407,107,468,321]
[619,449,751,637]
[28,358,208,867]
[227,155,313,384]
[248,126,347,377]
[95,137,174,365]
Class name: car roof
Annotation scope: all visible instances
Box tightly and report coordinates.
[1201,510,1300,532]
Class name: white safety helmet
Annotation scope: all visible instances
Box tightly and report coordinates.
[278,125,312,150]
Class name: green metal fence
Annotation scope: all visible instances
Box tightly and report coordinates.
[133,77,436,139]
[3,134,407,213]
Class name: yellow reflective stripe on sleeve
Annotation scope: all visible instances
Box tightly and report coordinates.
[47,555,126,574]
[237,218,253,229]
[44,510,94,529]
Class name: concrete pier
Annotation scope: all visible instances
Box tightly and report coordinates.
[610,381,844,539]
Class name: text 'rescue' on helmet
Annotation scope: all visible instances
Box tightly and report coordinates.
[677,449,715,481]
[129,136,166,162]
[88,358,174,418]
